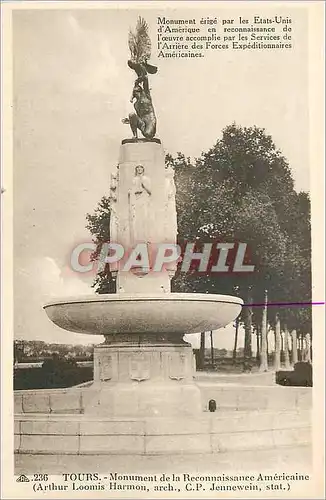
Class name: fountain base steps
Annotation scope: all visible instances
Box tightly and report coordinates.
[14,384,312,415]
[14,409,311,455]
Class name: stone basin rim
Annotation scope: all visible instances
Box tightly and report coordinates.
[43,293,244,309]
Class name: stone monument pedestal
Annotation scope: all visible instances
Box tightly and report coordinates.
[81,137,201,418]
[85,334,201,417]
[111,139,178,294]
[43,140,243,421]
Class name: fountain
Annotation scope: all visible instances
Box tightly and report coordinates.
[14,18,310,461]
[43,17,243,419]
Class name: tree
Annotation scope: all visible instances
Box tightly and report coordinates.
[199,332,206,370]
[85,196,116,294]
[259,290,269,372]
[232,317,240,362]
[86,124,312,363]
[274,313,281,371]
[41,355,80,388]
[168,125,299,364]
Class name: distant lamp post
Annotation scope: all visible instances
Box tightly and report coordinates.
[233,317,240,362]
[232,285,240,363]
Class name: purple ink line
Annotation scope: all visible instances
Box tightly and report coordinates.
[242,301,325,308]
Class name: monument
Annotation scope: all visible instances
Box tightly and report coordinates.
[13,17,312,462]
[43,16,242,418]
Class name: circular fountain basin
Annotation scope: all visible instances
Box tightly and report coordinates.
[44,293,243,336]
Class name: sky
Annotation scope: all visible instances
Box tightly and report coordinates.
[12,5,309,347]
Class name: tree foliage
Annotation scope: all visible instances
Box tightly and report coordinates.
[169,124,311,335]
[85,196,116,294]
[86,123,311,335]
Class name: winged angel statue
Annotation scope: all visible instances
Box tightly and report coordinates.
[122,17,157,140]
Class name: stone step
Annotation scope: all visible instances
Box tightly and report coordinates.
[15,444,312,475]
[14,409,311,456]
[14,384,312,414]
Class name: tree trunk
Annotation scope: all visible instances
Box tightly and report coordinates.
[210,331,214,367]
[299,334,304,361]
[256,326,260,364]
[302,335,306,360]
[259,290,268,372]
[283,325,291,369]
[244,289,253,359]
[291,330,298,364]
[232,318,239,362]
[305,333,312,362]
[199,331,206,369]
[274,313,281,371]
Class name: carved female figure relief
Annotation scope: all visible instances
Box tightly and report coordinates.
[109,169,119,276]
[109,170,119,244]
[164,165,177,243]
[164,166,178,276]
[129,164,152,245]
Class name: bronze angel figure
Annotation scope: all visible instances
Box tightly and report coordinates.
[122,17,157,140]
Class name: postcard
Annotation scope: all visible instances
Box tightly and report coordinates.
[1,1,325,498]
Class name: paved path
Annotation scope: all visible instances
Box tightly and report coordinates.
[15,445,311,475]
[196,371,276,386]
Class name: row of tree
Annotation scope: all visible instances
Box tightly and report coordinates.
[14,340,93,363]
[86,124,312,370]
[197,328,312,372]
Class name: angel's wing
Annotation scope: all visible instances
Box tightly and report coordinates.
[128,16,151,63]
[128,30,137,62]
